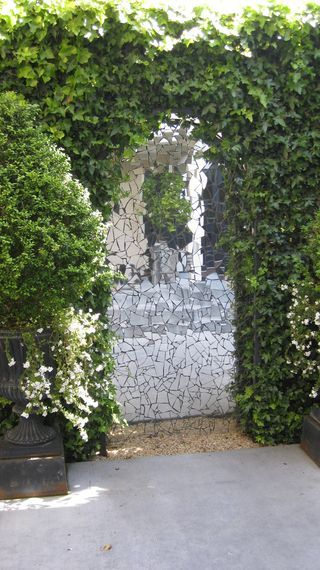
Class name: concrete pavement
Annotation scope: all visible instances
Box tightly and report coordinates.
[0,445,319,570]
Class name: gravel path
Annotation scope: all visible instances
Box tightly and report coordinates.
[106,416,260,460]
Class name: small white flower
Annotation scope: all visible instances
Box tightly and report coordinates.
[23,361,30,369]
[37,328,44,334]
[8,358,15,367]
[95,364,104,372]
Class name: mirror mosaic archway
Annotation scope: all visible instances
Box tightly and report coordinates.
[107,125,235,423]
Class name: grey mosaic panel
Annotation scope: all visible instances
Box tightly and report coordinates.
[107,125,235,423]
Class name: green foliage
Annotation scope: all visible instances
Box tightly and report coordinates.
[1,1,320,445]
[142,171,191,239]
[0,0,179,214]
[0,91,107,328]
[303,212,320,281]
[0,91,122,458]
[0,397,17,436]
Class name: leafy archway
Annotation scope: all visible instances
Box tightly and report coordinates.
[1,0,320,444]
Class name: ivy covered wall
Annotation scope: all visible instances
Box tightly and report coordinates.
[1,0,320,443]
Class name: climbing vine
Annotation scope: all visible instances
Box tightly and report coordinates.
[1,0,320,444]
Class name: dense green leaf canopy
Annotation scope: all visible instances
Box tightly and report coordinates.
[1,0,320,442]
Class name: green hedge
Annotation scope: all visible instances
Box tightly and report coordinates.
[1,1,320,444]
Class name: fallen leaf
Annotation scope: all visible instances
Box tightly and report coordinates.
[101,544,112,552]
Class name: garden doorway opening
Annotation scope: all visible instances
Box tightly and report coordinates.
[107,123,235,429]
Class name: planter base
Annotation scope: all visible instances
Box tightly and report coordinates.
[301,408,320,467]
[0,433,68,500]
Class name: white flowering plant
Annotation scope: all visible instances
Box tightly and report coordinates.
[287,285,320,391]
[287,211,320,400]
[18,309,113,442]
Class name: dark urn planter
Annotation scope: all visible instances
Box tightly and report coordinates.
[301,407,320,467]
[0,330,68,499]
[0,330,56,446]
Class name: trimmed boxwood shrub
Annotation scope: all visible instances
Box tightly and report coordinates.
[0,91,106,328]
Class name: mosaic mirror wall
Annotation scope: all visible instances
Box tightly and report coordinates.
[107,125,235,423]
